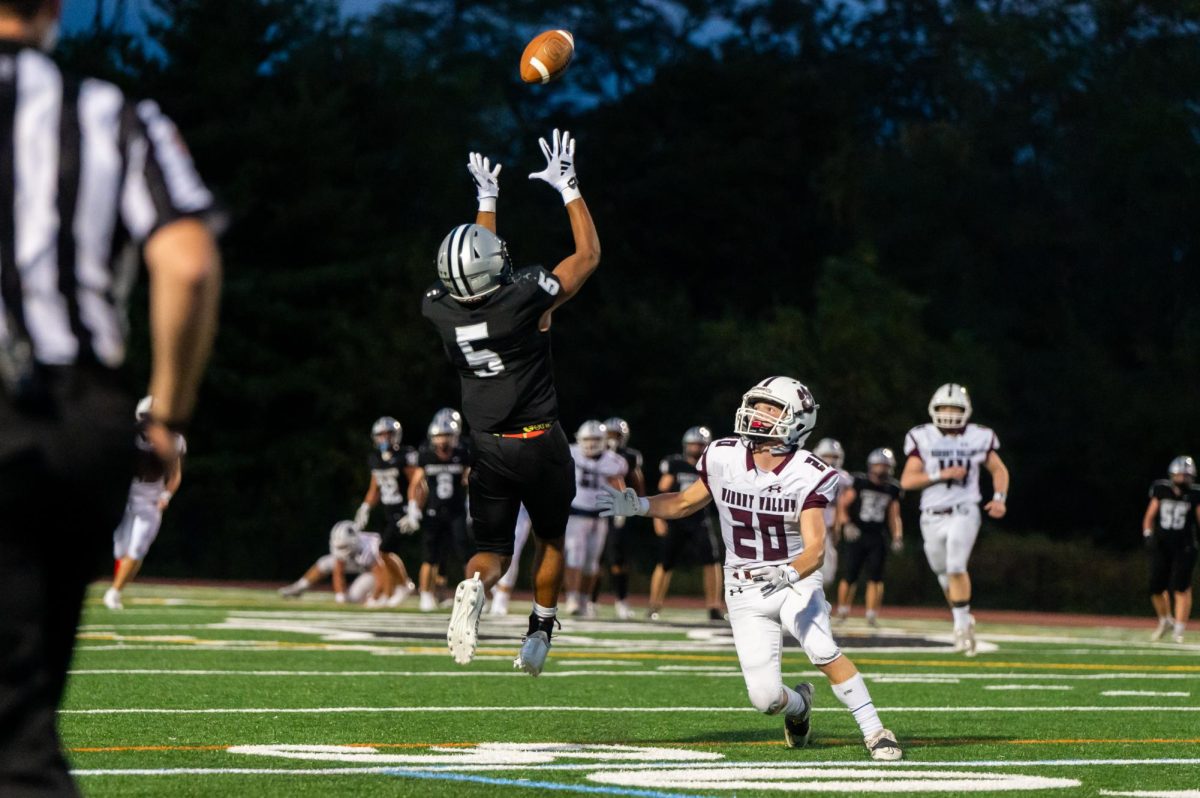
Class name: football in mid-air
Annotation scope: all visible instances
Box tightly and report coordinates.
[520,30,575,85]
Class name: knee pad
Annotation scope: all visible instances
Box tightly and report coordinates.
[803,635,842,667]
[747,683,786,715]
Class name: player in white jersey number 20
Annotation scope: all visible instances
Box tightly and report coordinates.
[900,383,1010,656]
[598,377,902,761]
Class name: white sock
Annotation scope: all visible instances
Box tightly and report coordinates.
[420,590,434,600]
[782,685,808,717]
[836,605,848,617]
[865,609,877,622]
[1160,615,1174,624]
[951,605,971,630]
[1174,621,1186,635]
[533,602,557,620]
[831,673,883,737]
[294,578,310,590]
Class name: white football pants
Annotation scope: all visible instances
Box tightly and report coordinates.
[112,482,164,561]
[919,503,981,576]
[564,515,608,575]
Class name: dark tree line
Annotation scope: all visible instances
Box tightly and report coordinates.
[58,0,1200,590]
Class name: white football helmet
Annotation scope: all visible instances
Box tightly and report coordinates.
[928,383,972,430]
[576,419,607,457]
[734,376,819,453]
[1168,455,1197,479]
[603,416,630,450]
[329,521,359,562]
[438,223,512,302]
[427,415,461,443]
[813,438,844,469]
[135,395,153,421]
[867,446,897,471]
[372,416,402,450]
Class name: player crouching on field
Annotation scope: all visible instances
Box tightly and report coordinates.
[279,521,380,604]
[598,377,902,760]
[104,397,186,610]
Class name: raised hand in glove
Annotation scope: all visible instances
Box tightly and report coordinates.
[468,152,501,213]
[528,128,581,204]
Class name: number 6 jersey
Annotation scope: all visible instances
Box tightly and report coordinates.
[903,423,999,511]
[699,437,841,570]
[422,265,563,434]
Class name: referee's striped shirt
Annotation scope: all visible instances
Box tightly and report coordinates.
[0,40,213,370]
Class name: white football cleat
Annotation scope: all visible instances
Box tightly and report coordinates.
[1151,617,1172,642]
[447,573,485,665]
[956,617,978,657]
[582,600,597,619]
[278,582,306,599]
[489,589,510,616]
[103,588,123,611]
[864,728,903,761]
[614,600,634,620]
[1173,629,1186,644]
[563,595,580,616]
[514,630,551,677]
[387,581,415,607]
[419,591,438,612]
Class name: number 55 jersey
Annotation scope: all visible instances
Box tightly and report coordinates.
[699,438,841,572]
[903,423,999,511]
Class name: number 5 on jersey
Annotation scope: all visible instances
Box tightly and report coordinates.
[456,323,505,378]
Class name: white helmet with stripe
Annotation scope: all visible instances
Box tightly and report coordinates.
[575,419,607,457]
[329,520,359,562]
[813,438,844,468]
[867,446,897,471]
[1168,455,1196,479]
[437,223,512,301]
[734,376,820,453]
[928,383,972,430]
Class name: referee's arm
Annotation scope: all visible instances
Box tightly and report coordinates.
[144,218,221,438]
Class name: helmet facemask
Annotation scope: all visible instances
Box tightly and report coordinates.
[735,394,795,452]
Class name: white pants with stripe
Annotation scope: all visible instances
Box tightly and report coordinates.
[726,571,841,714]
[112,482,164,561]
[919,503,981,576]
[564,514,608,575]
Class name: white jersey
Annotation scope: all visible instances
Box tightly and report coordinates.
[569,445,628,513]
[821,468,852,529]
[903,422,999,510]
[343,531,382,571]
[700,437,841,570]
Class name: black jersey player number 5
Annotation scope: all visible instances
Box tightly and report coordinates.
[456,323,505,378]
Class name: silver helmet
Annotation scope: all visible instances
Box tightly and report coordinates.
[813,438,844,469]
[604,416,630,450]
[867,447,897,471]
[1168,455,1197,479]
[576,419,607,457]
[428,414,462,443]
[682,425,713,450]
[438,223,512,301]
[929,383,972,430]
[329,520,359,561]
[734,376,819,452]
[371,416,402,450]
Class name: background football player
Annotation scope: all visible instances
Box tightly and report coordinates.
[1142,456,1199,643]
[351,416,419,605]
[649,426,725,621]
[596,416,646,619]
[563,420,628,617]
[279,520,380,605]
[488,504,532,617]
[599,377,902,761]
[813,438,852,589]
[834,448,904,627]
[421,129,600,675]
[104,397,186,611]
[901,383,1010,656]
[406,412,474,611]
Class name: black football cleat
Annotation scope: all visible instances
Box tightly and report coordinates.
[783,682,814,748]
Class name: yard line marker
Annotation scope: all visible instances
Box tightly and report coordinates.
[1099,791,1200,797]
[57,705,1200,716]
[1101,691,1190,698]
[984,685,1074,691]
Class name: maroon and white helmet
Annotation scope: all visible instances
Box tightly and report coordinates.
[734,376,820,452]
[928,383,972,430]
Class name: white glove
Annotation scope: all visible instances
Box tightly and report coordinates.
[353,502,370,531]
[397,500,422,534]
[890,537,904,553]
[751,564,801,597]
[334,592,347,604]
[468,152,501,213]
[597,484,649,518]
[842,523,861,543]
[528,128,581,204]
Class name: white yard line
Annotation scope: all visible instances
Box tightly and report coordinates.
[58,705,1200,715]
[1101,691,1191,698]
[983,685,1074,691]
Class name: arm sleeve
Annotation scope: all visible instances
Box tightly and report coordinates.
[119,99,215,243]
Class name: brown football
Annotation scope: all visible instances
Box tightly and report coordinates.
[520,30,575,85]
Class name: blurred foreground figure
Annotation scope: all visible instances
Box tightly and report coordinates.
[0,1,220,792]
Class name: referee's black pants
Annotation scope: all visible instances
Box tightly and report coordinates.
[0,367,131,796]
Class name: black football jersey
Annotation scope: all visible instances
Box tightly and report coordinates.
[1149,480,1200,538]
[422,266,563,434]
[848,473,903,535]
[369,446,416,507]
[660,453,706,528]
[418,442,473,516]
[618,446,644,478]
